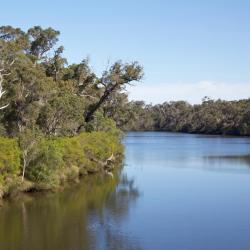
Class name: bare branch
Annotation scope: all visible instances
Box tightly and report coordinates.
[0,104,9,110]
[9,59,16,66]
[0,68,9,110]
[79,94,98,100]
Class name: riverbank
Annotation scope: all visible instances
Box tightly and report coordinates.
[0,131,124,199]
[124,129,250,137]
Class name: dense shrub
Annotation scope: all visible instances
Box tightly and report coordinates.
[0,137,21,197]
[26,139,64,188]
[0,138,21,180]
[24,132,123,189]
[0,131,123,197]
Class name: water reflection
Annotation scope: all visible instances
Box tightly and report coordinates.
[204,155,250,166]
[2,132,250,250]
[202,155,250,173]
[0,168,141,250]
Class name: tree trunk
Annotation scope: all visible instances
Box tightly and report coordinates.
[84,84,118,123]
[22,152,27,182]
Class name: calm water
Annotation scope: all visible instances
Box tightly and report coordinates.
[1,132,250,250]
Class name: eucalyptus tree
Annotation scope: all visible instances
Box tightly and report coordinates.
[38,93,85,135]
[43,46,67,82]
[84,61,143,123]
[27,26,60,61]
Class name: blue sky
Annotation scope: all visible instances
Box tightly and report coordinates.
[1,0,250,103]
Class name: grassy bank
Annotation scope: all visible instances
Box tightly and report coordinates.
[0,132,124,199]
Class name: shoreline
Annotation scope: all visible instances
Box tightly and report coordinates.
[0,155,123,204]
[0,132,124,201]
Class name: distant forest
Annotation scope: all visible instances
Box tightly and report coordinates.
[119,98,250,136]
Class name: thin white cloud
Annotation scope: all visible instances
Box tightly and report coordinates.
[127,81,250,104]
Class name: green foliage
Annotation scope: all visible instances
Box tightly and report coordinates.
[38,93,85,135]
[123,99,250,136]
[85,110,121,135]
[0,131,123,197]
[26,139,64,187]
[0,137,21,197]
[27,26,60,59]
[84,61,143,123]
[24,132,123,189]
[0,137,20,178]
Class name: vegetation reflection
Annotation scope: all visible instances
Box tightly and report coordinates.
[0,168,141,250]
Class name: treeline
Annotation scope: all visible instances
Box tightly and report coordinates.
[117,98,250,136]
[0,25,143,198]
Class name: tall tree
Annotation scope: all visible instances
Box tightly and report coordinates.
[43,46,67,82]
[28,26,60,61]
[84,61,143,124]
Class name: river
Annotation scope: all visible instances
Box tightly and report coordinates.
[1,132,250,250]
